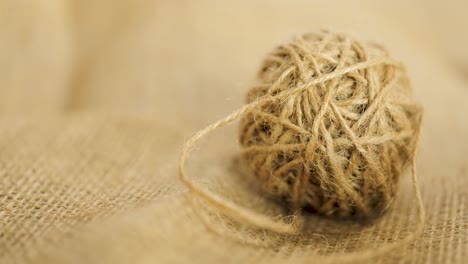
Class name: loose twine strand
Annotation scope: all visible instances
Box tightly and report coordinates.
[178,53,425,261]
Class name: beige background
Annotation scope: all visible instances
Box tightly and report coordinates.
[0,1,467,263]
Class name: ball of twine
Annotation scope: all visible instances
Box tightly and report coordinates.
[179,30,424,260]
[239,31,422,218]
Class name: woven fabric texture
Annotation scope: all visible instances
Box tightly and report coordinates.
[0,1,467,263]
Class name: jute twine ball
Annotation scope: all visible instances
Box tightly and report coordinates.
[239,31,422,218]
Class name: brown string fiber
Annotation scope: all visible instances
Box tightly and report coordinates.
[239,31,422,218]
[179,30,425,260]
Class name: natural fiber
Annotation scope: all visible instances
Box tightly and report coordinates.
[2,2,468,263]
[178,31,425,261]
[239,31,422,218]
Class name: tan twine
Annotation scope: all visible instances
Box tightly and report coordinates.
[178,31,425,261]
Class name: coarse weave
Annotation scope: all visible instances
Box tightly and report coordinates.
[0,1,467,263]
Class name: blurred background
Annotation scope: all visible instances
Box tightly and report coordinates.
[0,0,467,125]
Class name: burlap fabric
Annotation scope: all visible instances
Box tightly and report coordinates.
[0,1,467,263]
